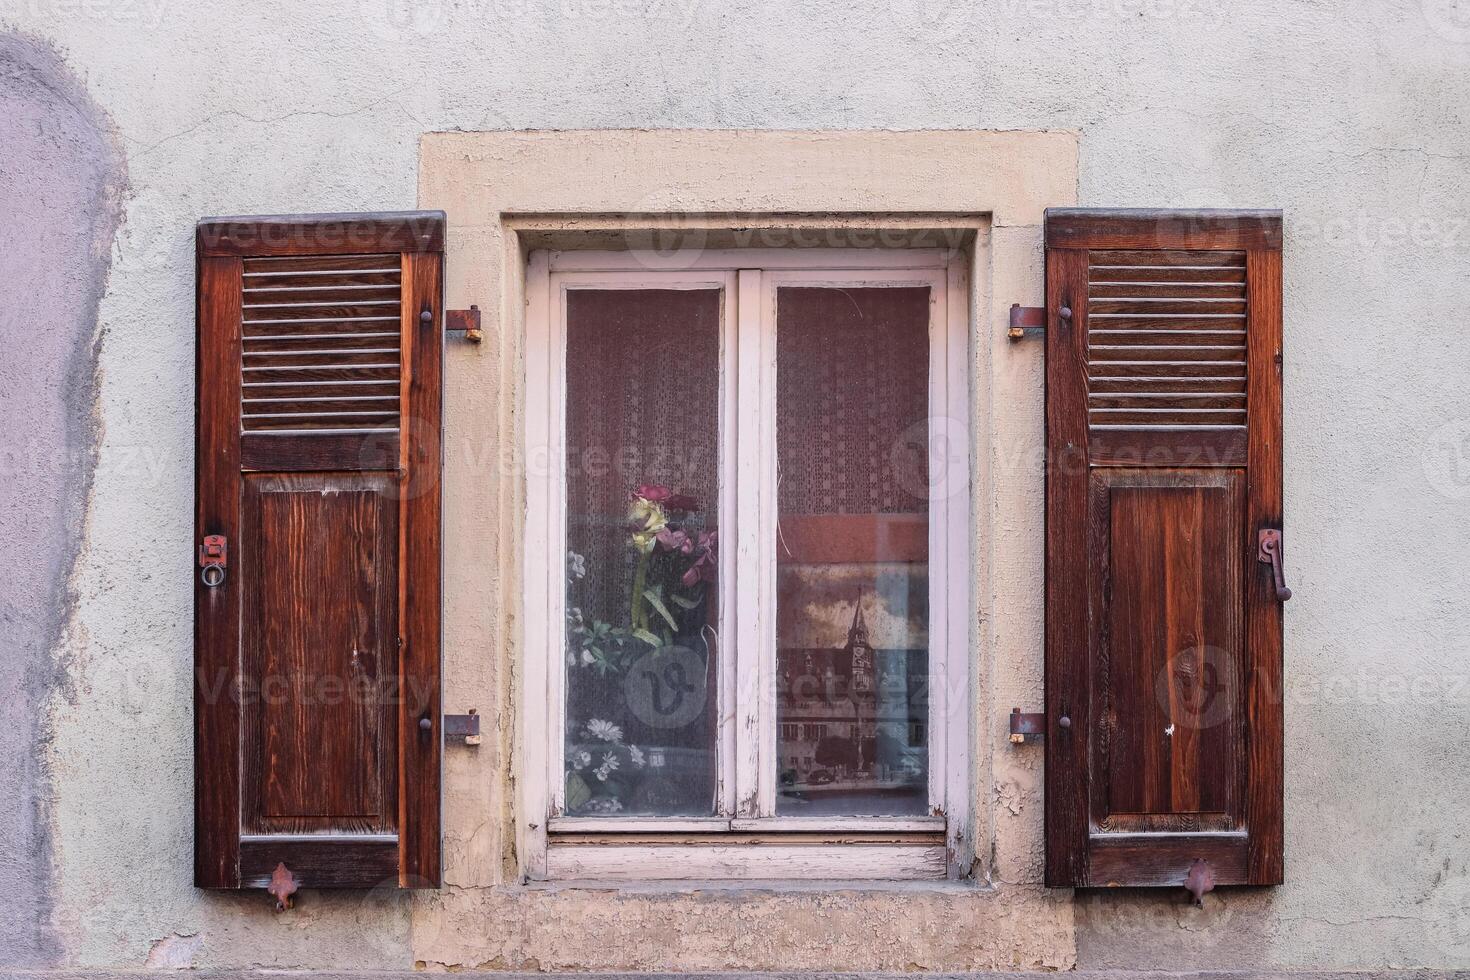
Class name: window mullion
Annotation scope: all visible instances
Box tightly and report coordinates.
[754,271,779,818]
[732,268,768,817]
[716,271,740,819]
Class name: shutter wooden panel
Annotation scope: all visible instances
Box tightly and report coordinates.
[1044,209,1284,888]
[195,212,444,889]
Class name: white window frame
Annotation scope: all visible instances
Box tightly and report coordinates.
[523,247,971,880]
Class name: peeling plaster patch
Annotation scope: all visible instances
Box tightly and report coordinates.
[143,933,202,970]
[0,30,126,968]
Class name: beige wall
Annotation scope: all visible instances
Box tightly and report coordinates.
[415,129,1076,971]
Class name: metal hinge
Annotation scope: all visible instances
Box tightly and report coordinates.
[444,709,482,746]
[446,305,483,343]
[1009,707,1046,743]
[1007,304,1045,340]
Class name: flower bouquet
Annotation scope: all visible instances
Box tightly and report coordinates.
[563,483,717,814]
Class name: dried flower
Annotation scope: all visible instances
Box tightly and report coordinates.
[664,493,700,512]
[594,751,620,782]
[681,530,718,587]
[628,497,669,554]
[586,719,623,743]
[655,528,693,554]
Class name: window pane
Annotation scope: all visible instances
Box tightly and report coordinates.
[774,286,930,816]
[563,289,721,817]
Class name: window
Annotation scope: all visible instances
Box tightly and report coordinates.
[525,248,970,879]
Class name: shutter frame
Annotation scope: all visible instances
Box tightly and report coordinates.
[195,211,445,889]
[1043,208,1284,888]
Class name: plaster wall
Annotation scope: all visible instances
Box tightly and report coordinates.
[0,0,1466,973]
[0,31,123,969]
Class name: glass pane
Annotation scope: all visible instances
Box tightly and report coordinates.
[774,286,931,816]
[563,288,721,817]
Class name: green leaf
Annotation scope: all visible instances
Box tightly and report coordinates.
[642,588,679,631]
[565,772,592,811]
[670,594,699,610]
[631,627,662,648]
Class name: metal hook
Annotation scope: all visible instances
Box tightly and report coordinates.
[198,535,228,588]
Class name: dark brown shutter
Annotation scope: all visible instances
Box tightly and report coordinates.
[195,212,444,889]
[1044,209,1284,888]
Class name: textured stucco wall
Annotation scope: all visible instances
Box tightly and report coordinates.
[1,0,1468,973]
[0,31,124,968]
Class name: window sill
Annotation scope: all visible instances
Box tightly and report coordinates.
[546,815,946,833]
[540,835,950,882]
[517,875,989,895]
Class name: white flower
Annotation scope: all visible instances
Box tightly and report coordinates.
[586,719,623,743]
[570,749,590,771]
[580,648,595,666]
[593,751,621,782]
[567,551,587,580]
[628,745,646,768]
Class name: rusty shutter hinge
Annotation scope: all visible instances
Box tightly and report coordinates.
[444,709,481,746]
[1007,304,1045,340]
[446,305,482,343]
[1009,707,1046,743]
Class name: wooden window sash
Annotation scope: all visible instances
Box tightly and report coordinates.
[522,249,972,880]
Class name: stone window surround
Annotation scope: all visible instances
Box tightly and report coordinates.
[418,129,1079,890]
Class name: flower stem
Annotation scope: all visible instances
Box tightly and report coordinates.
[630,551,650,630]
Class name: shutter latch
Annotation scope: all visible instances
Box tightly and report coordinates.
[1008,707,1046,743]
[268,862,298,912]
[198,534,227,588]
[1257,529,1292,601]
[1185,858,1216,907]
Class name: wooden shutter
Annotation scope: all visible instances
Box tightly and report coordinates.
[1044,209,1284,888]
[195,212,444,889]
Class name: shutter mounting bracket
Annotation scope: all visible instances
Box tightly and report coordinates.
[444,709,482,746]
[1009,707,1046,743]
[1007,304,1045,340]
[446,305,483,343]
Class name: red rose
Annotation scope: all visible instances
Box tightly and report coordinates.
[664,493,701,512]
